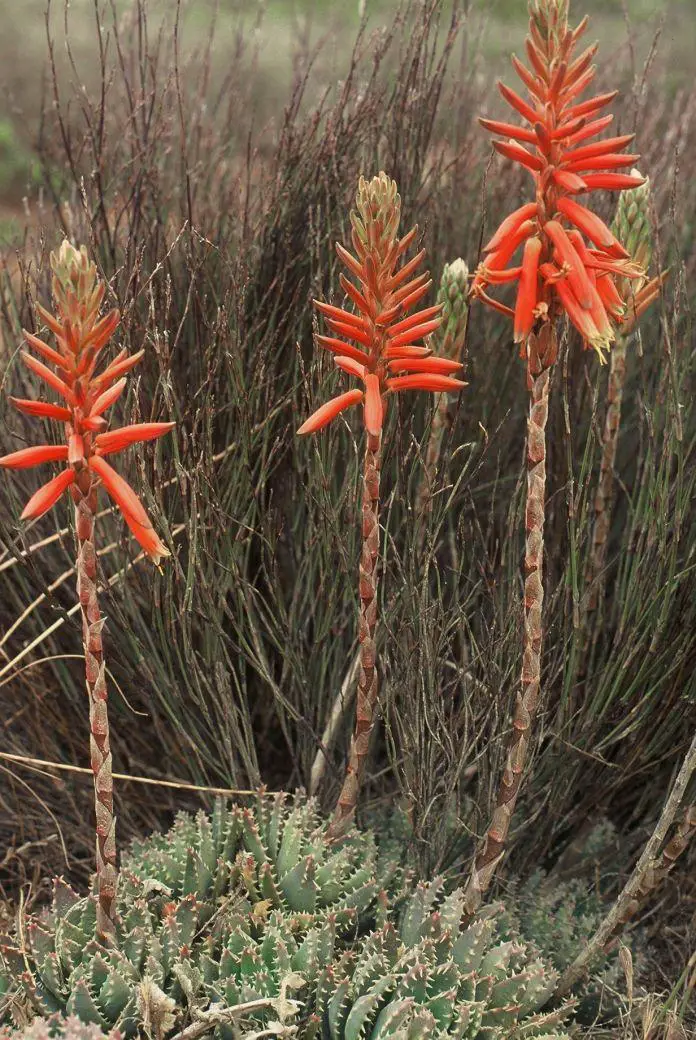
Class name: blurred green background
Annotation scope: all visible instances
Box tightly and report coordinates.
[0,0,688,222]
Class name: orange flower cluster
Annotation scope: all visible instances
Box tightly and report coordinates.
[473,0,646,362]
[0,241,173,563]
[298,174,465,437]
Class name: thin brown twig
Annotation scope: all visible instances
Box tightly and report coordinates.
[0,752,264,797]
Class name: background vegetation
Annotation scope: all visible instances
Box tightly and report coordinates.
[0,0,694,1031]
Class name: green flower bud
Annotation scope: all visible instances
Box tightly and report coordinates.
[50,239,102,325]
[353,172,401,251]
[612,169,653,277]
[432,258,469,361]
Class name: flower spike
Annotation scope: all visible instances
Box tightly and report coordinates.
[464,0,655,924]
[0,238,175,940]
[300,173,464,439]
[300,173,466,840]
[474,0,647,365]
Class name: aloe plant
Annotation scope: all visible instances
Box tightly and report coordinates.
[0,796,380,1038]
[321,880,574,1039]
[0,1016,119,1040]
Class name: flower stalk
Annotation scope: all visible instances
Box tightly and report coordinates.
[586,173,667,614]
[0,240,174,938]
[550,728,696,1001]
[298,173,465,837]
[465,327,554,913]
[463,0,650,915]
[417,259,470,525]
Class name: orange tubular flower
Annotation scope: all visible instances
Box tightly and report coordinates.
[0,241,173,564]
[472,0,646,365]
[298,176,465,440]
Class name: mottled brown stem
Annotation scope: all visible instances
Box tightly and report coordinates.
[608,801,696,938]
[328,430,381,839]
[586,333,628,613]
[550,728,696,1002]
[464,338,552,916]
[74,470,117,939]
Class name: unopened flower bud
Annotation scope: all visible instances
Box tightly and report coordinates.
[431,258,469,361]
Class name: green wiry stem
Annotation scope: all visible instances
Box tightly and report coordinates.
[586,332,628,613]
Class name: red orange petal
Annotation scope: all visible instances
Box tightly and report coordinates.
[23,331,70,371]
[563,90,618,123]
[363,374,383,436]
[20,468,75,520]
[94,349,145,388]
[497,81,538,124]
[387,249,427,292]
[83,309,120,351]
[562,134,635,164]
[0,444,69,470]
[479,117,537,145]
[68,434,85,466]
[580,172,646,192]
[335,242,364,281]
[544,221,596,309]
[297,389,364,435]
[552,169,588,193]
[315,335,369,365]
[333,356,366,380]
[384,345,432,360]
[483,203,538,254]
[314,300,367,330]
[563,114,614,147]
[89,377,127,418]
[326,318,372,347]
[556,197,630,259]
[387,374,466,393]
[388,319,443,351]
[566,153,640,173]
[514,236,542,344]
[21,353,77,405]
[392,280,433,315]
[95,422,175,457]
[493,139,544,172]
[387,304,443,338]
[35,303,65,339]
[10,397,72,422]
[89,454,170,564]
[387,357,463,375]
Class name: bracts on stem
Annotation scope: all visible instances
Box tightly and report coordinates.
[464,328,554,916]
[550,729,696,1002]
[73,472,117,940]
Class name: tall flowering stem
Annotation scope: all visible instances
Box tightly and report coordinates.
[586,173,667,614]
[298,173,465,838]
[464,0,650,916]
[417,259,469,523]
[0,241,174,939]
